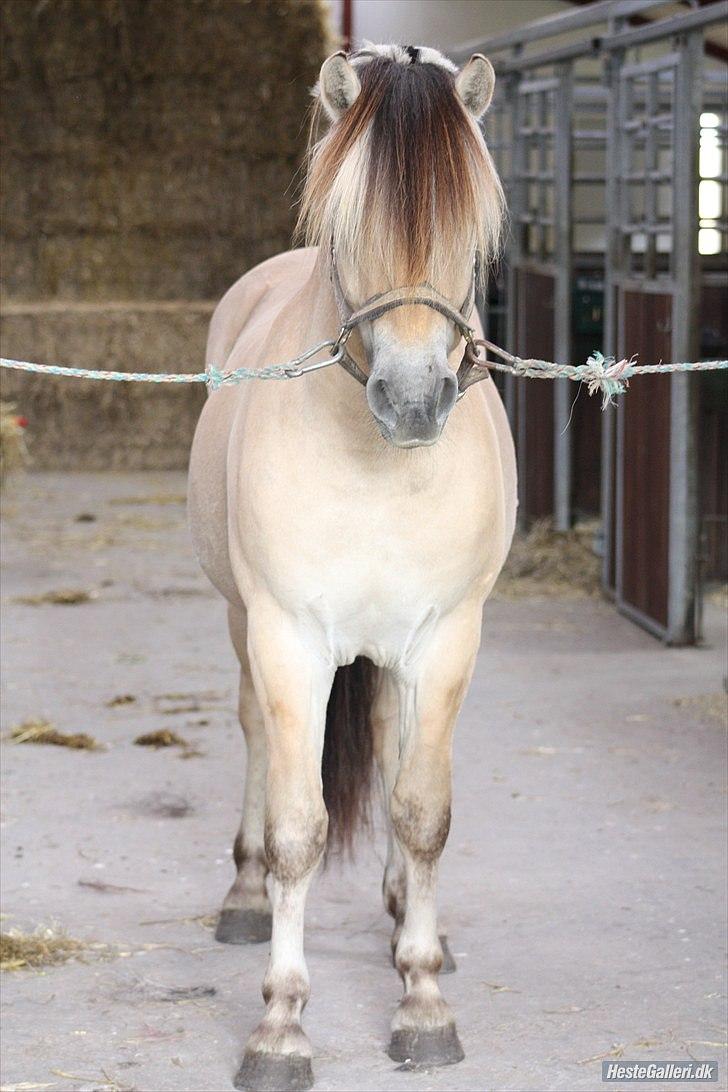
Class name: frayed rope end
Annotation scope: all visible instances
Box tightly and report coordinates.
[584,350,635,409]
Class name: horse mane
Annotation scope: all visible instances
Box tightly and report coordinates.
[296,46,504,290]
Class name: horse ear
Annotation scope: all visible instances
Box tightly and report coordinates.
[455,54,495,118]
[319,52,361,121]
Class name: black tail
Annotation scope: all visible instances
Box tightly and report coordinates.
[322,656,377,855]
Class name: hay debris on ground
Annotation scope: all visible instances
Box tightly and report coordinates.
[0,926,86,971]
[14,588,97,606]
[113,513,177,531]
[672,693,727,724]
[9,718,103,750]
[494,519,601,599]
[705,583,728,609]
[153,690,225,715]
[134,729,189,750]
[106,694,137,707]
[0,401,28,487]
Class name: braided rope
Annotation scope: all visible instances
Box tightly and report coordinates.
[2,345,726,408]
[464,343,728,408]
[0,357,299,390]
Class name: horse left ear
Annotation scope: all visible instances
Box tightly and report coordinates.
[319,52,361,122]
[455,54,495,118]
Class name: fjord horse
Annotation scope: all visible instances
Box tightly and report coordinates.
[188,43,516,1091]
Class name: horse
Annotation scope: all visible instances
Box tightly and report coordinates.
[188,42,516,1092]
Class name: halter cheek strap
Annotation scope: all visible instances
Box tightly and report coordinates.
[330,250,480,393]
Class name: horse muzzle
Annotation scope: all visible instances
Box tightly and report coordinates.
[366,364,458,447]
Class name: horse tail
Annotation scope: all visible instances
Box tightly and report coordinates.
[322,656,378,854]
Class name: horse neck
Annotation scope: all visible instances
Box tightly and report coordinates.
[296,255,376,445]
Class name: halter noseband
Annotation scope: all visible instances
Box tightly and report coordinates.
[329,249,483,394]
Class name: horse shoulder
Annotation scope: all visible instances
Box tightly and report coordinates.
[207,248,319,371]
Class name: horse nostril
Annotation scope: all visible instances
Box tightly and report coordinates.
[435,372,458,422]
[366,375,398,428]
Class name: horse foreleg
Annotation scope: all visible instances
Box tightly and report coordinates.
[216,606,272,945]
[235,604,333,1092]
[373,671,457,976]
[388,606,480,1068]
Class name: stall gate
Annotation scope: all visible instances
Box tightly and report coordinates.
[456,0,726,645]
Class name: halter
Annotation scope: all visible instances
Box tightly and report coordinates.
[328,248,486,394]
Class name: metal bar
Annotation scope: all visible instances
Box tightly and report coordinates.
[520,77,560,95]
[622,115,674,131]
[505,67,524,467]
[573,129,610,141]
[517,214,555,226]
[667,30,703,645]
[603,3,728,52]
[620,222,674,234]
[518,125,555,136]
[514,259,561,279]
[611,275,679,292]
[621,170,673,181]
[450,0,666,58]
[601,19,625,594]
[497,40,600,75]
[644,71,659,281]
[538,88,551,262]
[510,53,531,533]
[553,63,574,532]
[621,53,680,79]
[614,597,670,642]
[520,171,558,182]
[618,70,634,279]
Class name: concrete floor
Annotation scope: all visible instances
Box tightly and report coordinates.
[1,473,726,1092]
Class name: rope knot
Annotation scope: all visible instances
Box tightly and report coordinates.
[205,364,226,391]
[584,351,634,408]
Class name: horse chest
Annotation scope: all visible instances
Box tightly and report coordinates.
[235,460,501,666]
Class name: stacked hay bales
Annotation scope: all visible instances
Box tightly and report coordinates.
[0,0,330,468]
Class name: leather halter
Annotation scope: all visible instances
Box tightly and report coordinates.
[329,249,485,394]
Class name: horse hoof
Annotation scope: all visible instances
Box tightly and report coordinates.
[215,908,272,945]
[388,1025,464,1068]
[439,935,457,974]
[234,1051,313,1091]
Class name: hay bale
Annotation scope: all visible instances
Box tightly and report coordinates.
[0,302,212,468]
[0,0,330,467]
[1,0,330,301]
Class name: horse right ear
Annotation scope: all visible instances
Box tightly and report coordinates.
[455,54,495,118]
[318,53,361,121]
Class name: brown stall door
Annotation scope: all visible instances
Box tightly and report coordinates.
[618,291,673,632]
[517,269,555,522]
